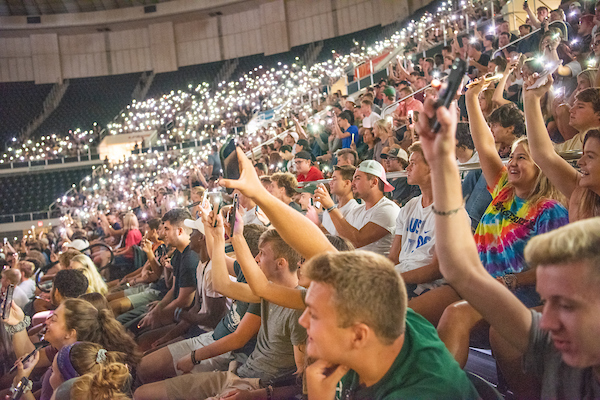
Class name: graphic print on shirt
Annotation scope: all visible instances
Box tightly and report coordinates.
[406,217,432,252]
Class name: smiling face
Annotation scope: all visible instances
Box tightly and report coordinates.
[537,260,600,369]
[44,305,76,349]
[577,136,600,193]
[506,143,539,191]
[299,282,353,362]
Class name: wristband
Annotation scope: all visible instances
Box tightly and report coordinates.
[173,307,182,323]
[326,204,337,213]
[265,385,273,400]
[191,350,202,365]
[11,377,33,396]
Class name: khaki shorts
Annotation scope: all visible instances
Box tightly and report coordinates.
[167,331,231,375]
[165,370,261,400]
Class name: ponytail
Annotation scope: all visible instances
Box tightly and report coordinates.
[62,299,141,367]
[71,362,131,400]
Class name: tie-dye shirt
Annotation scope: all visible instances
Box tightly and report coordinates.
[474,168,569,277]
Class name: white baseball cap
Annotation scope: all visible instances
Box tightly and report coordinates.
[64,239,90,251]
[288,131,299,142]
[184,217,205,235]
[357,160,395,192]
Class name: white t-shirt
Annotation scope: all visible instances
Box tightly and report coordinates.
[11,285,30,309]
[196,261,228,329]
[18,279,36,300]
[394,195,442,293]
[362,111,381,128]
[345,196,400,255]
[242,205,264,226]
[322,199,360,236]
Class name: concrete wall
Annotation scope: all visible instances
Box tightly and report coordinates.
[0,0,427,84]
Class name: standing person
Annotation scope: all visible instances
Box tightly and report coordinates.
[207,145,222,178]
[360,98,381,130]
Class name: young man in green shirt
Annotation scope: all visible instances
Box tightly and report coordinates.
[219,147,478,400]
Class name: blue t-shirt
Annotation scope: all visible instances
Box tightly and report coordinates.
[341,125,359,149]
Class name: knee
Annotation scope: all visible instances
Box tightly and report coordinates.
[438,302,476,333]
[138,350,172,384]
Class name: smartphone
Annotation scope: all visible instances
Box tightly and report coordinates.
[229,194,239,237]
[207,191,223,227]
[523,0,528,7]
[219,136,240,183]
[432,58,467,132]
[465,73,504,88]
[3,284,15,320]
[9,341,50,373]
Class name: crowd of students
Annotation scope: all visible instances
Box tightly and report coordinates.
[2,0,600,398]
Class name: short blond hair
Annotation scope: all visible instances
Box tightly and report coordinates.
[525,217,600,272]
[304,250,407,344]
[408,141,428,166]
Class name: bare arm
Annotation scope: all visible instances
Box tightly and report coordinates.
[492,60,518,106]
[207,214,261,303]
[180,296,228,328]
[220,148,337,260]
[465,80,505,188]
[524,5,541,28]
[400,252,442,284]
[388,235,402,264]
[418,97,532,353]
[522,77,580,199]
[328,212,390,249]
[232,233,305,310]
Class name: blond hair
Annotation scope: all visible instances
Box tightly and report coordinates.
[510,138,565,206]
[122,212,139,232]
[373,119,392,139]
[70,255,108,295]
[408,141,428,166]
[525,217,600,272]
[270,172,298,198]
[304,251,407,344]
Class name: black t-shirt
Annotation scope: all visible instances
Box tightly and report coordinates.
[212,261,261,356]
[476,53,490,67]
[171,244,199,298]
[149,244,170,297]
[387,177,421,207]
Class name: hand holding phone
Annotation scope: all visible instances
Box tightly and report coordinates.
[431,58,467,132]
[229,194,239,237]
[3,284,15,320]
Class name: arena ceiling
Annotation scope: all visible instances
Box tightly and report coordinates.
[0,0,172,16]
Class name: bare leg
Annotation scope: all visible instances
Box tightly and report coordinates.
[133,380,169,400]
[408,285,462,327]
[137,346,177,384]
[437,300,485,368]
[137,324,176,353]
[110,297,133,316]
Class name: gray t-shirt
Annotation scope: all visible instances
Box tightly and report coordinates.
[237,289,307,382]
[524,310,600,399]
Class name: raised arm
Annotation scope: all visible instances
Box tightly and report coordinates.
[417,97,532,353]
[231,214,305,310]
[205,214,261,303]
[220,147,337,260]
[522,76,580,199]
[492,59,519,106]
[465,79,506,187]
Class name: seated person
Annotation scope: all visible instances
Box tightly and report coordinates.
[314,160,399,255]
[311,165,359,236]
[11,341,130,400]
[124,209,198,336]
[213,147,477,399]
[523,78,600,221]
[269,172,302,212]
[417,92,600,400]
[101,212,143,280]
[135,223,266,385]
[389,142,440,298]
[381,146,421,206]
[135,216,227,352]
[1,269,29,309]
[69,254,108,295]
[294,151,324,182]
[15,260,36,300]
[134,216,306,400]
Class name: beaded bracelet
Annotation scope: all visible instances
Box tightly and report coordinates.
[431,204,463,216]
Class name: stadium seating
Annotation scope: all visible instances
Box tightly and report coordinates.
[145,61,224,99]
[0,81,53,139]
[0,167,92,216]
[34,73,141,136]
